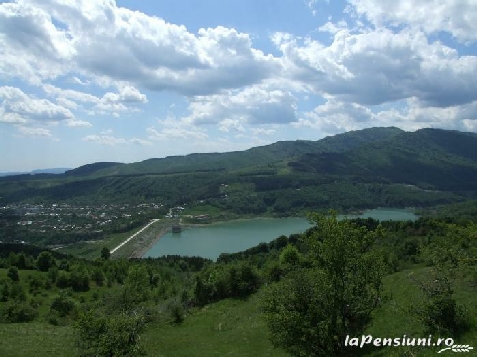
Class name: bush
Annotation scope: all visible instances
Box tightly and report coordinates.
[50,291,77,317]
[76,310,145,357]
[1,300,38,323]
[169,301,184,324]
[37,251,55,272]
[7,266,19,282]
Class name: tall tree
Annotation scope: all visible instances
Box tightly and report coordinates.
[262,213,387,356]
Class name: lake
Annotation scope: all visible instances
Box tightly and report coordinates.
[143,208,417,260]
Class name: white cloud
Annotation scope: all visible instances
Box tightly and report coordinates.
[0,1,279,96]
[295,100,372,134]
[18,126,52,137]
[83,134,128,145]
[251,127,276,135]
[349,0,477,43]
[0,1,74,84]
[273,28,477,107]
[0,86,74,123]
[42,83,146,116]
[184,86,298,127]
[130,138,152,146]
[101,85,147,103]
[147,116,208,141]
[65,119,92,128]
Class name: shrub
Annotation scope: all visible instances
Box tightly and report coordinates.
[7,266,19,282]
[1,300,38,323]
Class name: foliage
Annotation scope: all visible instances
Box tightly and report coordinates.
[50,291,77,318]
[411,269,469,335]
[1,300,38,323]
[100,247,110,260]
[75,310,145,357]
[262,213,387,356]
[7,266,19,282]
[194,262,261,306]
[37,251,55,272]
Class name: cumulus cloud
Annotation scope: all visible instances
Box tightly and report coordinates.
[0,86,74,123]
[184,86,298,127]
[295,100,372,134]
[0,1,74,83]
[42,83,146,116]
[349,0,477,43]
[295,97,477,135]
[273,28,477,107]
[0,0,278,96]
[101,86,147,103]
[147,117,208,141]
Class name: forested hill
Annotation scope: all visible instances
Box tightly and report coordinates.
[288,128,477,190]
[1,127,477,209]
[79,126,404,177]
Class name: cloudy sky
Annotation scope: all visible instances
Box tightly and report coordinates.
[1,0,477,171]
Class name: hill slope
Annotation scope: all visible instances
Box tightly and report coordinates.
[1,127,476,209]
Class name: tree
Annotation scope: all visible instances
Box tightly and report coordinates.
[100,247,110,260]
[76,310,144,357]
[262,213,387,356]
[7,266,19,282]
[279,244,301,273]
[37,251,55,272]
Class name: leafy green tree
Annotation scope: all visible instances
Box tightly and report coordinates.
[91,267,105,287]
[262,213,387,356]
[70,267,90,292]
[100,247,110,260]
[7,266,19,282]
[117,265,151,311]
[279,244,301,273]
[76,310,145,357]
[1,300,38,323]
[50,291,77,318]
[412,268,469,335]
[37,251,55,272]
[56,270,71,289]
[0,278,11,302]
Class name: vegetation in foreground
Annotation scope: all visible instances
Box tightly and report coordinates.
[0,211,476,356]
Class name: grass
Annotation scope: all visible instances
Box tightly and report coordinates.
[142,294,289,357]
[0,323,76,357]
[1,265,475,356]
[363,267,477,357]
[57,223,151,260]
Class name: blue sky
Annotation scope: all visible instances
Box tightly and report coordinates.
[1,0,477,171]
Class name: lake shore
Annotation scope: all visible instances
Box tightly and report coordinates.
[129,208,418,259]
[128,220,209,258]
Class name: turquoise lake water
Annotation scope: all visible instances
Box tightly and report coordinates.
[144,208,417,260]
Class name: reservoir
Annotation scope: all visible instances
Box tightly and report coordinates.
[143,208,417,260]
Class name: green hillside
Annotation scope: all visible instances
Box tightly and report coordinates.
[0,127,476,213]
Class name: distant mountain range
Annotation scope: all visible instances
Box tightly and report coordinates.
[0,168,71,177]
[1,127,477,212]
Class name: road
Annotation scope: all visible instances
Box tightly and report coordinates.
[110,218,160,254]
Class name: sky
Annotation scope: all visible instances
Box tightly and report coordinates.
[1,0,477,171]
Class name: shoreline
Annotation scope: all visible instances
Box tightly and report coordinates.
[128,208,417,259]
[130,225,171,259]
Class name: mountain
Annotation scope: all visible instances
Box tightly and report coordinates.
[0,168,71,177]
[0,127,476,211]
[288,128,477,190]
[92,127,403,176]
[65,162,123,177]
